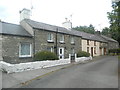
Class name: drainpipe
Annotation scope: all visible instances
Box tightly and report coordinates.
[33,30,35,58]
[55,28,58,56]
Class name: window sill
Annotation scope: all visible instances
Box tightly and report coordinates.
[71,42,75,45]
[59,41,65,44]
[47,40,54,43]
[19,55,32,58]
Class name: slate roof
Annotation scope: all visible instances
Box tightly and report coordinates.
[0,21,32,37]
[101,35,118,43]
[0,19,116,43]
[77,31,107,42]
[25,19,107,42]
[24,19,81,37]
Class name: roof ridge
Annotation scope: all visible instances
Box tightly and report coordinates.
[2,21,20,26]
[25,19,67,29]
[101,35,118,42]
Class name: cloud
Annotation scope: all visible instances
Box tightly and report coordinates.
[0,0,112,30]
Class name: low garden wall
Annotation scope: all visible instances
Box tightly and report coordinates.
[0,57,92,74]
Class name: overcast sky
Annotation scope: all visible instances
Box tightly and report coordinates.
[0,0,112,31]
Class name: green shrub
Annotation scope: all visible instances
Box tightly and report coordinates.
[108,48,120,55]
[34,51,59,61]
[77,51,90,57]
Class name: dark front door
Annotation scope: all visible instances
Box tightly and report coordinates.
[91,47,93,57]
[104,48,106,55]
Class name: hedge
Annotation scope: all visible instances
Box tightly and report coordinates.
[77,51,90,57]
[108,48,120,55]
[34,51,59,61]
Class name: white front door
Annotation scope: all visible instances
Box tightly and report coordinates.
[59,48,64,59]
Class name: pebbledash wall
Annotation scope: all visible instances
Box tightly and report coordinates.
[2,35,33,64]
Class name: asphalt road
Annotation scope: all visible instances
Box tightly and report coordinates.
[21,56,118,88]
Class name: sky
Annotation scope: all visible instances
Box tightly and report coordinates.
[0,0,113,31]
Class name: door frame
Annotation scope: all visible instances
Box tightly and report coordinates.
[59,47,64,59]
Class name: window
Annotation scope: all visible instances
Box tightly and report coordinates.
[87,47,89,53]
[71,37,75,44]
[59,34,64,43]
[47,46,54,52]
[71,48,75,54]
[94,41,96,46]
[87,40,89,45]
[94,47,96,54]
[47,33,54,42]
[19,43,32,57]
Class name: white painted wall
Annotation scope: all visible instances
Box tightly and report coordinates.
[82,39,87,51]
[20,8,30,22]
[0,59,70,73]
[20,20,34,36]
[0,56,92,74]
[82,39,101,57]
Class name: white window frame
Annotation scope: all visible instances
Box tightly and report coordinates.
[47,33,54,42]
[47,46,54,52]
[19,43,32,58]
[59,34,64,43]
[71,37,75,44]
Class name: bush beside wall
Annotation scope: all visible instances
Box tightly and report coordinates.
[108,48,120,55]
[77,51,90,57]
[34,51,59,61]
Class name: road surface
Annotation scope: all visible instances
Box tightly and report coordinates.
[21,56,118,88]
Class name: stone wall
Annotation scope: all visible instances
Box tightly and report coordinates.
[34,29,82,58]
[0,35,3,61]
[2,35,33,64]
[108,41,119,49]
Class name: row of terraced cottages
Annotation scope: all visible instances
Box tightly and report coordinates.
[0,8,119,64]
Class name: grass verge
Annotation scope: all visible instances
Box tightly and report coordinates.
[118,56,120,60]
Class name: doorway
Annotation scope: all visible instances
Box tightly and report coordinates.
[59,48,64,59]
[104,48,106,55]
[91,47,93,57]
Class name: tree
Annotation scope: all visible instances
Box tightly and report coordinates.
[73,24,95,34]
[107,1,120,46]
[101,27,110,36]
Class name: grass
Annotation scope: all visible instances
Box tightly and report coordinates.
[118,56,120,60]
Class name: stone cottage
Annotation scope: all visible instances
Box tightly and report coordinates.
[0,8,119,64]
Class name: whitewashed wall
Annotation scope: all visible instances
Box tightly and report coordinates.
[0,56,92,74]
[0,59,70,73]
[75,56,92,62]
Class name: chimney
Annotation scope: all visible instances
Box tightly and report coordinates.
[62,18,72,30]
[95,31,101,35]
[19,8,30,22]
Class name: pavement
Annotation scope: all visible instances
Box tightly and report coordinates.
[1,56,105,89]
